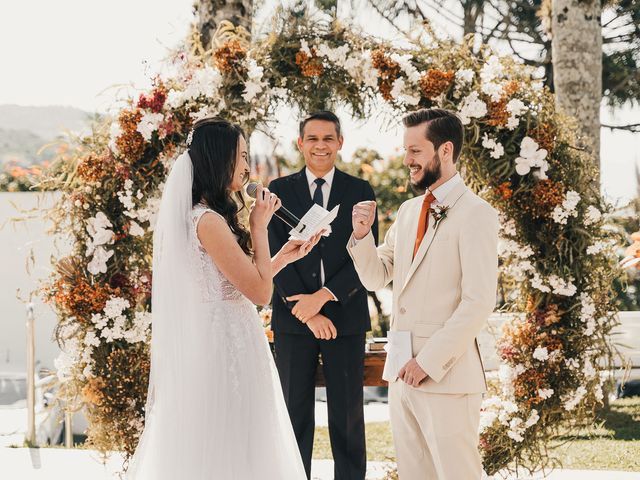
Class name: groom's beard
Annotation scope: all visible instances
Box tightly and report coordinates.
[411,152,442,192]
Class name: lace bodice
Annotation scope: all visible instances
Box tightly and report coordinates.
[191,203,247,303]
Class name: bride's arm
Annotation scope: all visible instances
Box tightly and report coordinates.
[197,186,278,305]
[271,234,323,276]
[198,213,273,305]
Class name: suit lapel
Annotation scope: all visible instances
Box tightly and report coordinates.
[293,167,313,211]
[401,182,469,292]
[399,199,422,283]
[327,168,347,211]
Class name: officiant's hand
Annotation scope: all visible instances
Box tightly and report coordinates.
[305,314,338,340]
[352,201,377,240]
[287,288,332,322]
[399,358,428,387]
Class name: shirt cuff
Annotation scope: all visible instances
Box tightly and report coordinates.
[322,286,338,301]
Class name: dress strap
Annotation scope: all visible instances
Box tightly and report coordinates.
[193,204,225,227]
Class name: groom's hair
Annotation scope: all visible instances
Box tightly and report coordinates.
[402,108,464,163]
[299,110,342,138]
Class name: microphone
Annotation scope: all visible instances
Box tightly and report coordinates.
[246,182,306,232]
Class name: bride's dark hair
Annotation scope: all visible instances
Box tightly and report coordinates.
[189,117,252,255]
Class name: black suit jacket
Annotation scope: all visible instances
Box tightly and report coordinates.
[267,167,379,336]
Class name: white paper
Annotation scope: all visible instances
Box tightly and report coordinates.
[382,331,412,382]
[288,204,340,241]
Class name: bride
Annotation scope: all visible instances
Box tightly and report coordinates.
[127,117,318,479]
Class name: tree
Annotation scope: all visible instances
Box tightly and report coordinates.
[551,0,602,165]
[193,0,253,49]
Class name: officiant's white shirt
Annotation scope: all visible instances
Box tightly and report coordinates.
[305,167,337,300]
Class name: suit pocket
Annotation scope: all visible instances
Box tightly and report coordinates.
[413,323,443,338]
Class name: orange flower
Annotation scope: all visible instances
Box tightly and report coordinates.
[494,182,513,201]
[115,109,145,163]
[419,69,455,99]
[513,367,552,407]
[77,151,112,182]
[295,49,324,77]
[487,99,509,127]
[371,49,401,102]
[82,377,106,405]
[45,276,122,323]
[518,179,565,219]
[531,304,561,327]
[504,80,521,97]
[213,39,247,73]
[360,163,375,174]
[530,123,557,156]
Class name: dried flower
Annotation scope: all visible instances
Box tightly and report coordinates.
[419,69,454,99]
[136,84,167,113]
[371,49,401,102]
[495,182,513,201]
[295,49,324,77]
[115,109,145,163]
[213,39,247,73]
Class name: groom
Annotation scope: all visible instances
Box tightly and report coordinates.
[267,111,378,480]
[348,108,498,479]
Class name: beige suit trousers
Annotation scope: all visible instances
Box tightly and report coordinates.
[389,381,483,480]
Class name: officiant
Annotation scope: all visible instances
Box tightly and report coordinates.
[267,111,378,480]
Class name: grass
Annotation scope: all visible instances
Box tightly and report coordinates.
[551,398,640,471]
[312,398,640,472]
[313,422,396,462]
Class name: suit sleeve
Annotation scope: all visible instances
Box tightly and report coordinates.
[346,195,404,292]
[323,181,379,304]
[415,203,499,383]
[268,181,310,307]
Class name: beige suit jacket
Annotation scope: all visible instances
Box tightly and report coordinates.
[347,180,499,394]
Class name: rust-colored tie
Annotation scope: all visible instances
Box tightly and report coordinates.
[413,192,436,258]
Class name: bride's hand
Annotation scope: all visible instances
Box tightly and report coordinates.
[249,184,281,231]
[278,231,324,265]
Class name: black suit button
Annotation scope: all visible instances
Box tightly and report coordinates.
[320,242,325,248]
[311,272,317,278]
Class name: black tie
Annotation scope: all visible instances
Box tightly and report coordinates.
[312,178,326,288]
[313,178,325,207]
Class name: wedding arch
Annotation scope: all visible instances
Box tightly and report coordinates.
[43,8,620,475]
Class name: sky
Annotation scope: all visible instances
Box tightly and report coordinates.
[1,0,638,205]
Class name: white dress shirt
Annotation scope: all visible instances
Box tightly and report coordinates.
[305,167,337,301]
[425,173,462,230]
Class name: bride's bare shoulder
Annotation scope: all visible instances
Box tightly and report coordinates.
[196,210,233,241]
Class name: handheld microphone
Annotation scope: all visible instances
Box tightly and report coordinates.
[246,182,306,232]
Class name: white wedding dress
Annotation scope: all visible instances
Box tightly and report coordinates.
[127,152,306,479]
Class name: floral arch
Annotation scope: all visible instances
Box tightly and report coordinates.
[44,8,620,475]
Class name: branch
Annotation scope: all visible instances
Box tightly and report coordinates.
[603,34,635,44]
[420,1,465,29]
[359,1,411,37]
[602,123,640,133]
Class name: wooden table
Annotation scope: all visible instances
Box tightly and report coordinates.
[314,350,387,387]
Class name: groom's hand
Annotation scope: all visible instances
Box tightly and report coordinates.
[305,314,338,340]
[287,289,332,322]
[399,359,428,387]
[352,201,377,240]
